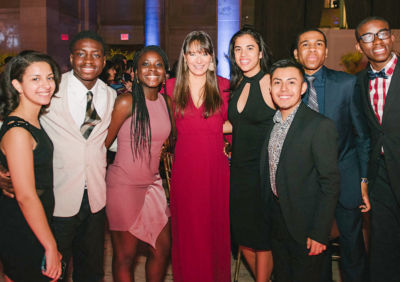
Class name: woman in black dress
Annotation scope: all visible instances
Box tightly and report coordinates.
[0,52,62,281]
[228,27,275,281]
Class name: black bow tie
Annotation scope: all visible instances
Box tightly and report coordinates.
[368,69,388,80]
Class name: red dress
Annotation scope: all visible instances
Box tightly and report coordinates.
[165,77,231,282]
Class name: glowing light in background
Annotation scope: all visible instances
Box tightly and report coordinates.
[145,0,160,46]
[217,0,240,78]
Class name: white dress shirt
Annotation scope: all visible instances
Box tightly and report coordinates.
[67,71,108,128]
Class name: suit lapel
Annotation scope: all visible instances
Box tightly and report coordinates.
[275,103,305,194]
[382,64,400,124]
[60,75,86,139]
[323,68,337,119]
[360,69,381,129]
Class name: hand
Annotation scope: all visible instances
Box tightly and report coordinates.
[0,164,14,198]
[359,182,371,212]
[306,237,326,256]
[123,81,132,92]
[42,248,62,280]
[223,140,232,159]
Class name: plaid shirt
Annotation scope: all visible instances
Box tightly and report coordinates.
[369,54,397,123]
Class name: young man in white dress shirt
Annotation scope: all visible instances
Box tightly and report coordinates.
[40,31,116,281]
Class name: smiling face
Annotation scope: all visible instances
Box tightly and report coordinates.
[271,66,307,118]
[294,31,328,75]
[136,50,166,89]
[184,41,212,78]
[234,34,262,77]
[356,19,395,70]
[12,61,56,108]
[70,38,106,89]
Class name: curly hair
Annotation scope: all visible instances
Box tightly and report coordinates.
[0,51,61,120]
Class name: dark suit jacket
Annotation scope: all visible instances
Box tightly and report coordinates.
[356,64,400,204]
[304,67,370,209]
[260,103,340,245]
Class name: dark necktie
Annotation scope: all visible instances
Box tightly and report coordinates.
[80,91,101,139]
[368,69,388,80]
[306,76,319,112]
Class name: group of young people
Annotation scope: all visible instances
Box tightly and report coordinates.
[0,15,398,282]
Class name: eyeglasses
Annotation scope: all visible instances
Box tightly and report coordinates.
[359,29,391,43]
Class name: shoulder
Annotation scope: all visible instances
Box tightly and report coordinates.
[114,92,132,108]
[96,78,117,98]
[299,103,333,125]
[1,124,34,150]
[325,67,356,83]
[217,75,230,95]
[166,78,176,89]
[165,78,177,97]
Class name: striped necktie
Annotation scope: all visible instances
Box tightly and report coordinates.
[306,76,319,112]
[80,91,101,139]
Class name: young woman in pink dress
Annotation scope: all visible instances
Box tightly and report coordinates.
[105,46,172,282]
[165,31,231,282]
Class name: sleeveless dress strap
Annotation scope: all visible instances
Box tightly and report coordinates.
[0,116,38,143]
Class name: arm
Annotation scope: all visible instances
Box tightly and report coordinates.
[165,95,176,140]
[223,121,232,134]
[0,163,13,198]
[2,128,61,279]
[105,93,132,149]
[350,80,371,212]
[309,119,340,246]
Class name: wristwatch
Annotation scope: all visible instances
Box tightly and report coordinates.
[361,178,368,184]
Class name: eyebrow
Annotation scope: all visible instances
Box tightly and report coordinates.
[299,39,325,44]
[272,77,298,81]
[235,44,255,48]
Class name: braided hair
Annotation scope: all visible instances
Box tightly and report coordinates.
[130,45,169,160]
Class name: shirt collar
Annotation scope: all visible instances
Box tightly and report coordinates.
[306,66,325,84]
[370,53,397,76]
[273,103,300,124]
[70,70,99,94]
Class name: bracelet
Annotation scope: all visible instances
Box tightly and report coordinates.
[361,178,368,184]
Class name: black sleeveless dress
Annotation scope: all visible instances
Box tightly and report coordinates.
[0,116,54,282]
[228,71,275,250]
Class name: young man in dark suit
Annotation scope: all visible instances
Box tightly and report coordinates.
[355,16,400,282]
[260,59,340,281]
[293,28,371,282]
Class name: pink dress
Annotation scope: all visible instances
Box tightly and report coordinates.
[165,77,231,282]
[106,94,170,248]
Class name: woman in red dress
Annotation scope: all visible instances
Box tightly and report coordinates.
[165,31,231,282]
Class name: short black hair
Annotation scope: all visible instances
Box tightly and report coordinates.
[69,30,106,54]
[270,59,305,81]
[294,28,327,49]
[355,16,391,42]
[132,45,169,72]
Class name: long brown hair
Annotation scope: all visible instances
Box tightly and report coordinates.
[173,31,222,118]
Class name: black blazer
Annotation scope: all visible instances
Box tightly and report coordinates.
[260,103,340,245]
[356,64,400,204]
[304,67,370,209]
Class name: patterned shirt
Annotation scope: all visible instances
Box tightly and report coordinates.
[369,53,397,123]
[268,104,300,196]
